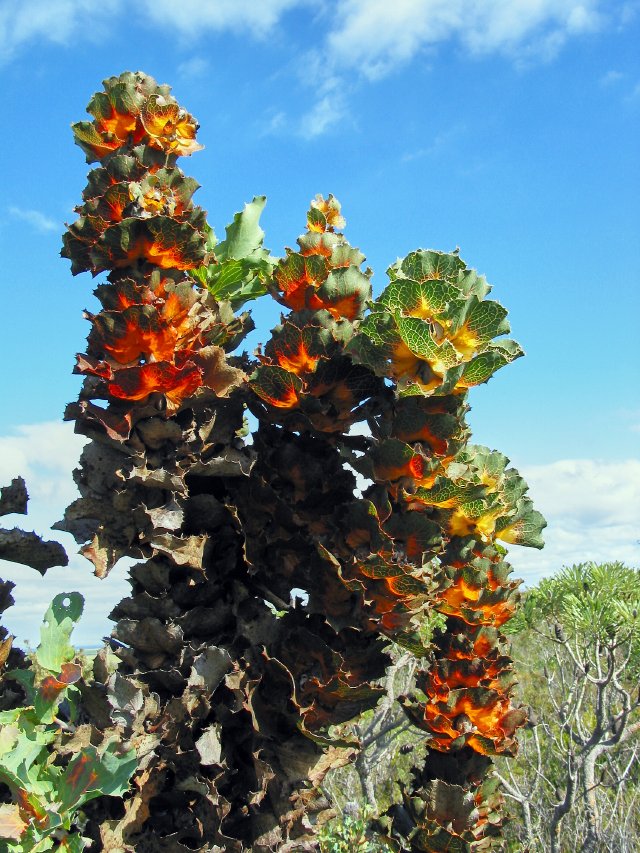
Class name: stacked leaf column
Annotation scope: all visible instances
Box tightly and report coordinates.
[252,230,546,849]
[60,72,345,851]
[60,71,545,851]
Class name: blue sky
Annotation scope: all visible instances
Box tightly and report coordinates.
[0,0,638,644]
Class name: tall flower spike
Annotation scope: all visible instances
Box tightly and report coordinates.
[61,73,248,419]
[250,196,378,432]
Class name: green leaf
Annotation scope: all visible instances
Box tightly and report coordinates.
[379,278,459,318]
[0,718,54,786]
[456,266,492,299]
[35,593,84,672]
[191,198,275,308]
[345,332,391,376]
[396,317,459,369]
[459,350,514,387]
[214,196,268,262]
[57,834,86,852]
[357,311,397,347]
[463,300,510,343]
[391,249,466,284]
[205,257,271,310]
[59,742,136,812]
[495,498,546,549]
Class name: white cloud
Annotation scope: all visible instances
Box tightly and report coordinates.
[0,422,129,647]
[600,69,624,86]
[295,0,609,136]
[325,0,606,79]
[139,0,306,38]
[0,0,124,63]
[619,1,640,26]
[506,459,640,587]
[8,206,58,233]
[625,81,640,101]
[402,123,466,162]
[0,0,615,140]
[261,110,287,136]
[0,422,86,508]
[177,56,210,79]
[0,0,306,62]
[295,69,350,139]
[299,91,348,138]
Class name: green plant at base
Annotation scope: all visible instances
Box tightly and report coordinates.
[0,593,136,851]
[319,804,394,853]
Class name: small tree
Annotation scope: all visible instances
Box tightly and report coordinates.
[496,562,640,853]
[55,71,546,850]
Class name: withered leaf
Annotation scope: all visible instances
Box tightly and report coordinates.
[195,724,222,766]
[0,478,28,517]
[151,533,207,567]
[0,803,27,841]
[194,345,246,397]
[188,646,232,693]
[0,528,68,574]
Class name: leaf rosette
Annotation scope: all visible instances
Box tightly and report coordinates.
[409,445,546,548]
[349,249,523,396]
[72,71,202,163]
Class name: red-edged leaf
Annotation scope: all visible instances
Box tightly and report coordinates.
[39,661,82,702]
[107,361,202,409]
[250,366,303,409]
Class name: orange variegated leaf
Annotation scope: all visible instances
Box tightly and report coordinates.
[370,438,427,484]
[16,789,49,831]
[417,686,525,755]
[72,120,122,160]
[59,752,100,810]
[314,266,370,320]
[96,106,139,141]
[274,252,328,311]
[91,306,175,364]
[262,321,337,377]
[141,94,202,156]
[39,661,82,702]
[250,365,303,409]
[107,360,202,408]
[89,218,206,273]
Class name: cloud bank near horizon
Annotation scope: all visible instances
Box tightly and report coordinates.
[1,422,637,644]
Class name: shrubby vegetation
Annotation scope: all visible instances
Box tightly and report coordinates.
[498,562,640,853]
